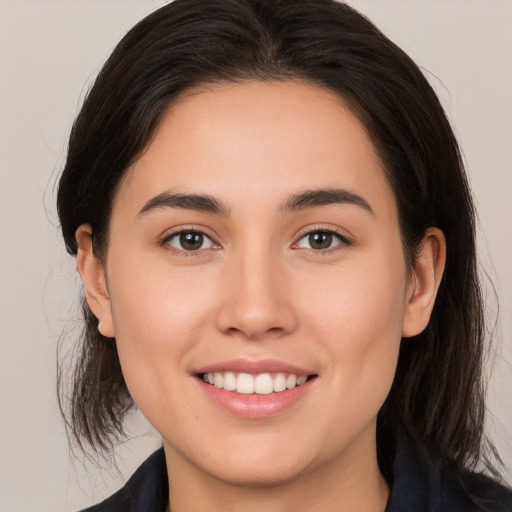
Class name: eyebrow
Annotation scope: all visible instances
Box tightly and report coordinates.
[137,192,230,218]
[137,187,373,219]
[281,188,374,215]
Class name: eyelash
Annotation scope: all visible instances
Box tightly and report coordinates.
[160,227,220,256]
[160,226,351,255]
[293,226,351,254]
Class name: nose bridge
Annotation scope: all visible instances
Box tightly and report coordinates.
[216,236,297,339]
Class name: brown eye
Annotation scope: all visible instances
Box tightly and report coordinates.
[166,231,214,251]
[308,232,333,250]
[296,230,345,251]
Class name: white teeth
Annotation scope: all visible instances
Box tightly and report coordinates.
[213,372,224,388]
[202,371,310,394]
[297,375,307,386]
[254,374,274,394]
[237,373,255,394]
[223,371,237,391]
[273,373,287,392]
[286,374,297,389]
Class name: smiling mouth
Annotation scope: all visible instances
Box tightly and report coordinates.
[199,372,316,395]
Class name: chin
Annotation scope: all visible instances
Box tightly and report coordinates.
[204,457,309,488]
[167,433,316,488]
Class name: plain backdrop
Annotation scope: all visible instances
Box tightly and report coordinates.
[0,1,511,510]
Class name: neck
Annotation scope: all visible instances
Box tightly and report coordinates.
[164,430,389,512]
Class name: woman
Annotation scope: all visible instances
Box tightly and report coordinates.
[57,0,512,510]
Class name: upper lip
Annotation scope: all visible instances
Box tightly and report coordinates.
[193,358,315,376]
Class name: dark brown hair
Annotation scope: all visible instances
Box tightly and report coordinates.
[57,0,498,479]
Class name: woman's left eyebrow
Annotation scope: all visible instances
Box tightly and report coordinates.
[280,188,374,215]
[137,187,373,219]
[137,192,230,218]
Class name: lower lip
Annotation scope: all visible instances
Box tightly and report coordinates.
[197,377,314,419]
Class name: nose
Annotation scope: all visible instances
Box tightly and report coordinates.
[215,247,299,341]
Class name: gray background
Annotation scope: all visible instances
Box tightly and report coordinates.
[0,1,510,510]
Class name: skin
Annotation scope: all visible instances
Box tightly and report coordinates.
[77,81,445,512]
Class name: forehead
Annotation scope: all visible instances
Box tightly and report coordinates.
[115,80,396,220]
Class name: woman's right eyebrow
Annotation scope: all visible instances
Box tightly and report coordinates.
[136,187,374,220]
[136,191,231,218]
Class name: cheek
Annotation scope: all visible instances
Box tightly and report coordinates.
[105,253,218,409]
[109,244,216,333]
[303,247,407,337]
[300,252,407,418]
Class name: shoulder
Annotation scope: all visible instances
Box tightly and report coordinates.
[456,470,512,512]
[78,448,168,512]
[387,437,512,512]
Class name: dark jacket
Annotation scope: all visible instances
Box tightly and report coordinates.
[80,439,512,511]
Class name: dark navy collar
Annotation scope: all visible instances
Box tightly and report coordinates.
[387,437,512,512]
[81,439,512,511]
[80,449,168,512]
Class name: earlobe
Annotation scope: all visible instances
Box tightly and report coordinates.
[402,227,446,338]
[76,225,116,338]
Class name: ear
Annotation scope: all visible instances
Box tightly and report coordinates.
[75,225,115,338]
[402,227,446,338]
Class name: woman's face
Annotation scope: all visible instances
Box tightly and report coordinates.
[95,81,416,485]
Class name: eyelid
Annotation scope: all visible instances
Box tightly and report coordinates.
[160,225,221,254]
[291,224,352,252]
